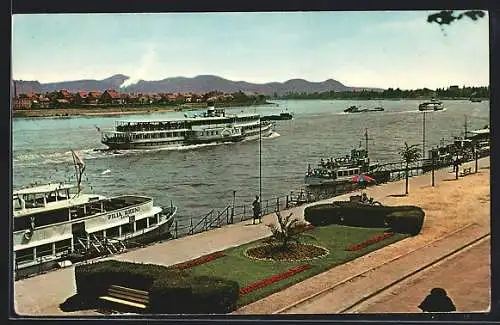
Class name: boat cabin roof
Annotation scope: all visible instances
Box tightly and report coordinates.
[469,128,489,135]
[13,183,74,196]
[118,113,260,125]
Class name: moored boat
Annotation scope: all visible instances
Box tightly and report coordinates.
[101,103,274,150]
[304,148,381,186]
[13,152,177,279]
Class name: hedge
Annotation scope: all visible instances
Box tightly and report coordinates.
[386,209,425,236]
[74,260,239,314]
[304,201,425,235]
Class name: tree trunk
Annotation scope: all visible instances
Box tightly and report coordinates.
[405,163,409,195]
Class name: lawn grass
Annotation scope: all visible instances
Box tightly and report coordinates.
[187,224,409,307]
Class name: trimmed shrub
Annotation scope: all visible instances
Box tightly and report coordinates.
[188,276,240,314]
[74,260,239,314]
[386,208,425,236]
[304,201,425,235]
[148,275,239,314]
[304,204,342,226]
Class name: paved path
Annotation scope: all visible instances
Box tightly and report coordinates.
[277,226,489,314]
[13,158,490,316]
[348,237,491,313]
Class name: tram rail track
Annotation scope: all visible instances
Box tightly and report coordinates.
[274,223,489,314]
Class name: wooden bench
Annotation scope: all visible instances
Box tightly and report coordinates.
[99,285,149,310]
[460,167,472,177]
[349,195,362,203]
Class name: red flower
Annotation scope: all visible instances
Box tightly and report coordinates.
[239,264,311,296]
[345,232,395,252]
[173,251,225,270]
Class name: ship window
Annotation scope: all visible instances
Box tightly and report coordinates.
[55,239,71,254]
[15,248,34,264]
[24,193,45,208]
[148,216,157,226]
[136,218,147,231]
[36,243,53,258]
[14,216,31,231]
[200,132,204,136]
[106,226,119,238]
[13,197,21,210]
[35,209,69,227]
[121,223,133,235]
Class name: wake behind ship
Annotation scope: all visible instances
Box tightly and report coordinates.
[101,104,274,150]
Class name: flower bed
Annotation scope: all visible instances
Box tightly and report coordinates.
[171,251,225,270]
[345,232,395,251]
[245,243,329,261]
[239,264,311,296]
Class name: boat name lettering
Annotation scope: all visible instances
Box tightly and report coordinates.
[107,207,141,220]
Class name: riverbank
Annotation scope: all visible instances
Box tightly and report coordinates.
[12,101,276,119]
[13,158,490,315]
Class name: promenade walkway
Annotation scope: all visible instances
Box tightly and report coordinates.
[13,158,490,316]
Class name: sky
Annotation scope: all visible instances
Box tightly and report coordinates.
[12,11,489,90]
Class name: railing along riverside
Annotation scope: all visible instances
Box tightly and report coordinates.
[172,153,488,239]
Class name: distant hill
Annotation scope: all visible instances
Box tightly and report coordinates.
[12,74,383,95]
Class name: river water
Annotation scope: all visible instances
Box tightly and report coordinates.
[13,99,489,222]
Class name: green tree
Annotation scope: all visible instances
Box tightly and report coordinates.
[267,211,300,251]
[399,142,422,195]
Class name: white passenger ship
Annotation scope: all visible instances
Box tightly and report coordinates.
[13,153,177,279]
[101,104,275,150]
[418,99,444,111]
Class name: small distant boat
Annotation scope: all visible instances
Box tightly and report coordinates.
[344,106,384,113]
[418,99,444,111]
[470,97,482,103]
[261,112,293,121]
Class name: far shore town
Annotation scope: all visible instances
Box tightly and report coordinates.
[12,88,268,111]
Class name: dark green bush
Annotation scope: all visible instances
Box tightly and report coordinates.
[386,208,425,235]
[304,201,425,235]
[304,203,342,226]
[75,260,239,314]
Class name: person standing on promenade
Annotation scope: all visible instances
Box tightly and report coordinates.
[252,195,262,225]
[418,287,456,312]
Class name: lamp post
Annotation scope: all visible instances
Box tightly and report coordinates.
[259,119,262,202]
[475,146,479,173]
[231,190,236,224]
[431,147,436,187]
[422,111,426,159]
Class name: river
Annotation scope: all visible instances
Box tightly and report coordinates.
[13,99,489,223]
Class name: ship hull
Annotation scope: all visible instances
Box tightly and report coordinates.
[14,207,176,280]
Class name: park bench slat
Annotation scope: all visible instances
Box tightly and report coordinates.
[98,285,150,310]
[99,296,147,309]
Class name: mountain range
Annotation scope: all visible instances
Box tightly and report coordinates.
[12,74,383,95]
